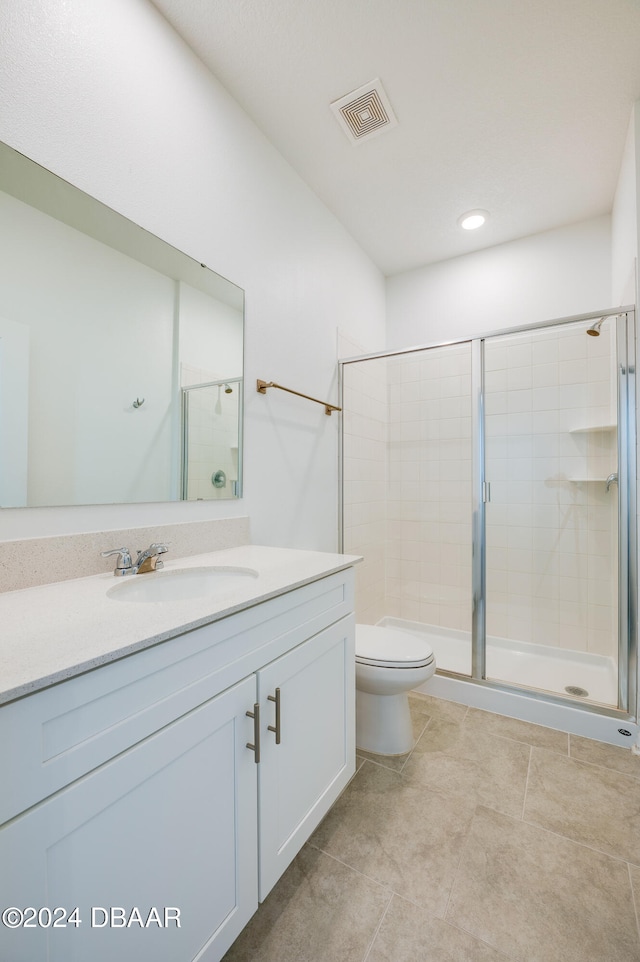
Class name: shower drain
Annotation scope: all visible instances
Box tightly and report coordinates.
[565,685,589,698]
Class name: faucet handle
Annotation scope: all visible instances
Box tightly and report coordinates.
[101,547,134,575]
[135,542,170,559]
[148,542,169,570]
[150,542,170,554]
[134,542,171,574]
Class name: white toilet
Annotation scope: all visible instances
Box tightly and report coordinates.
[355,624,436,755]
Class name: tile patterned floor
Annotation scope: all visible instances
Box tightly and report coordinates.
[223,693,640,962]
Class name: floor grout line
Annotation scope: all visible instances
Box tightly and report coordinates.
[519,812,640,868]
[356,753,533,822]
[562,739,640,781]
[460,716,571,754]
[570,757,640,781]
[307,832,462,918]
[304,839,397,897]
[521,745,533,821]
[441,914,521,962]
[356,753,408,775]
[440,802,479,924]
[628,861,640,942]
[361,892,394,962]
[460,725,638,771]
[460,801,640,871]
[398,712,431,771]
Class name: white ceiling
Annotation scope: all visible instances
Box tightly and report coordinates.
[151,0,640,276]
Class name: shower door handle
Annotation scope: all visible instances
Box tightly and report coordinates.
[482,482,491,503]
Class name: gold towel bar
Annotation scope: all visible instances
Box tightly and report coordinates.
[256,380,341,416]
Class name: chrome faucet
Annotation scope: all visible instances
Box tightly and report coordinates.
[606,473,618,493]
[101,542,170,576]
[134,542,170,574]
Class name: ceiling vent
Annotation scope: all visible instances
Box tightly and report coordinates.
[330,78,398,145]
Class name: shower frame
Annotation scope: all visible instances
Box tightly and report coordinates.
[339,307,638,734]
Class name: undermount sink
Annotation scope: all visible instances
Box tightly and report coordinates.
[106,566,259,604]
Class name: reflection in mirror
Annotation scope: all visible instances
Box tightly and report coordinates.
[182,378,243,500]
[0,141,244,507]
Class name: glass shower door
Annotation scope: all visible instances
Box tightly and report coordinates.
[341,342,474,677]
[386,344,474,676]
[483,317,627,707]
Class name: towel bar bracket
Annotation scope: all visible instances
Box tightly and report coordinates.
[256,379,341,416]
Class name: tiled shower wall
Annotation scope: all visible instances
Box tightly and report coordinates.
[342,320,618,661]
[386,345,472,631]
[484,322,617,658]
[341,335,387,625]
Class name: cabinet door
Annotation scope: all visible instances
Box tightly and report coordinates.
[257,616,355,899]
[0,676,258,962]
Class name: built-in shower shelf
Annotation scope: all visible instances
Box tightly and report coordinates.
[569,424,616,434]
[568,478,609,484]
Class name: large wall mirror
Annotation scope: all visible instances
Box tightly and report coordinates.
[0,141,244,508]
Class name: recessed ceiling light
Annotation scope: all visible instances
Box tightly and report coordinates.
[458,209,489,230]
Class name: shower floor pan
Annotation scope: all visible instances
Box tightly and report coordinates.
[378,617,618,707]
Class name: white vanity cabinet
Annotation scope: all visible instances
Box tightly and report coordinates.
[0,567,355,962]
[0,677,259,962]
[256,617,354,899]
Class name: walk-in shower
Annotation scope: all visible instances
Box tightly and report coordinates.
[339,309,638,746]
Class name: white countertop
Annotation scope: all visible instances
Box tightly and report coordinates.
[0,545,360,706]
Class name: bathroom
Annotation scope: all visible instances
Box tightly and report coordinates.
[1,1,640,960]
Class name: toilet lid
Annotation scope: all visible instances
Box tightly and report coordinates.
[355,625,435,669]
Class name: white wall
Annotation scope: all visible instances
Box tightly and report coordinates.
[611,110,638,307]
[386,216,612,348]
[0,0,385,548]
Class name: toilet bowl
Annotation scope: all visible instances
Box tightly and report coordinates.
[355,624,435,755]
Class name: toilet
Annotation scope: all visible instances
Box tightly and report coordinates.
[355,624,436,755]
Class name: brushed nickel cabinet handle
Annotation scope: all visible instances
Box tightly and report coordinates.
[267,688,281,744]
[246,702,260,763]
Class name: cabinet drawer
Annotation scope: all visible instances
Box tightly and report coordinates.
[0,568,353,825]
